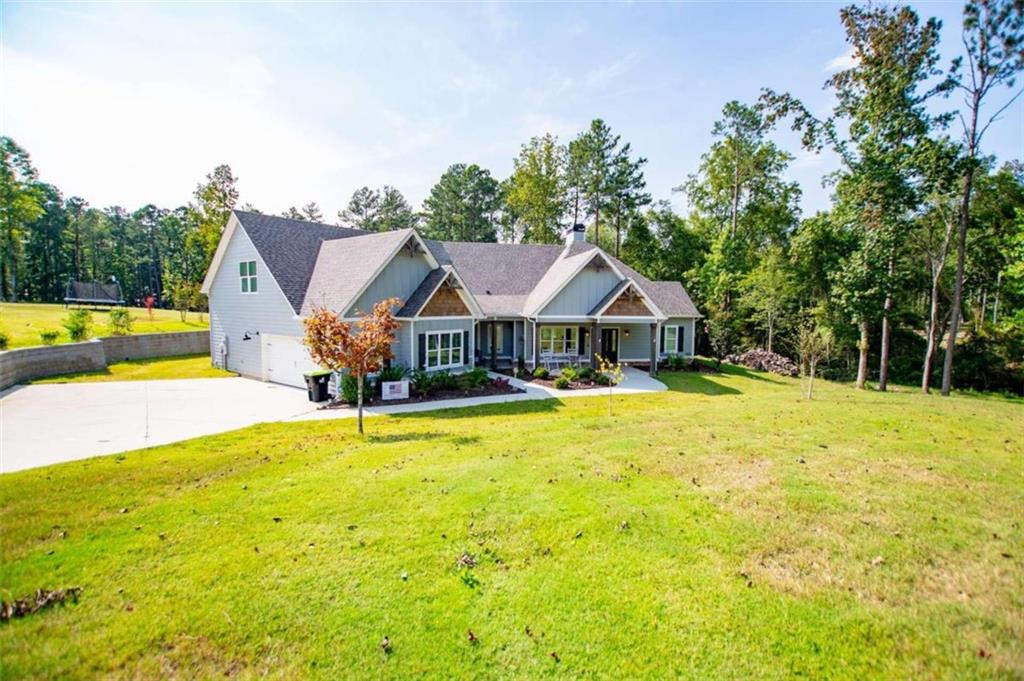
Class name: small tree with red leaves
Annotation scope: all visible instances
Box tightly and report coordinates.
[303,298,400,434]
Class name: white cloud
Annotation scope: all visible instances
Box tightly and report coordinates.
[824,48,857,72]
[584,54,637,88]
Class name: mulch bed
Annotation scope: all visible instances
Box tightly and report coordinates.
[318,382,525,410]
[528,377,608,391]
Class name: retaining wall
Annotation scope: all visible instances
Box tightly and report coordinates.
[0,331,210,391]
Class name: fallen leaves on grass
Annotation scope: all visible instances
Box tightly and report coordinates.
[0,587,82,622]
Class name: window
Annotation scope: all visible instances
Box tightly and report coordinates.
[540,327,578,355]
[239,260,257,293]
[426,330,463,369]
[662,325,681,354]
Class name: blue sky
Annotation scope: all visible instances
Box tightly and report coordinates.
[2,1,1021,223]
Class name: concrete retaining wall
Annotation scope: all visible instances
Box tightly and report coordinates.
[101,330,209,362]
[0,331,210,391]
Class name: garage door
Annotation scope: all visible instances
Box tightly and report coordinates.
[262,335,318,388]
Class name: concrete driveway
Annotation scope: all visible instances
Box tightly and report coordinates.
[0,378,316,473]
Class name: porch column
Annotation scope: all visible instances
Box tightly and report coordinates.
[533,321,541,370]
[469,320,476,367]
[590,322,598,367]
[490,321,497,370]
[649,322,659,377]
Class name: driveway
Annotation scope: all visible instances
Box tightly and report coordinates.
[0,378,315,473]
[1,368,667,473]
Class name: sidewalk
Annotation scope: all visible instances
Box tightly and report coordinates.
[289,367,665,422]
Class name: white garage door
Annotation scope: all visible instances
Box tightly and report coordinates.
[262,335,318,388]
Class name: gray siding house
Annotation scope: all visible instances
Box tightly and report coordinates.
[201,212,701,388]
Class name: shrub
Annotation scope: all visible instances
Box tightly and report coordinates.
[0,328,8,350]
[340,374,372,405]
[377,365,410,383]
[491,376,511,390]
[577,366,596,381]
[553,375,571,390]
[39,330,60,346]
[560,366,578,382]
[532,367,549,379]
[63,309,93,342]
[459,367,491,390]
[666,354,687,371]
[410,368,434,396]
[431,370,459,391]
[594,373,612,386]
[108,308,134,336]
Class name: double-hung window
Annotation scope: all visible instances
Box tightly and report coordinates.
[540,327,577,355]
[426,330,463,369]
[239,260,257,293]
[664,326,679,354]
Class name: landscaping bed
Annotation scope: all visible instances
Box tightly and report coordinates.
[319,368,524,409]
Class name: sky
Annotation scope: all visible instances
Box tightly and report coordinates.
[2,1,1022,224]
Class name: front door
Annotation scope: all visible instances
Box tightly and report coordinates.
[600,328,619,363]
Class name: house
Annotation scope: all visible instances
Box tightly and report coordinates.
[200,211,701,388]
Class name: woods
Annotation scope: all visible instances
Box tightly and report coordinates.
[1,0,1021,394]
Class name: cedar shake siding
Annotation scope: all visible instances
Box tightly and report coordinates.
[420,284,471,317]
[605,289,656,316]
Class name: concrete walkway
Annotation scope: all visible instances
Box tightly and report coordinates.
[291,367,666,421]
[1,369,666,472]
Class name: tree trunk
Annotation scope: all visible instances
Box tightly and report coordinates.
[856,321,869,390]
[807,359,816,400]
[730,158,740,240]
[941,166,975,396]
[878,255,895,392]
[921,277,941,394]
[356,373,365,435]
[767,313,774,354]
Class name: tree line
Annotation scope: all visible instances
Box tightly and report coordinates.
[1,0,1021,394]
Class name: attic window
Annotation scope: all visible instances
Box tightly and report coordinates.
[239,260,257,293]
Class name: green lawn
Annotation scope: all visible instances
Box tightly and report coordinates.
[0,302,207,349]
[1,367,1021,679]
[30,354,234,384]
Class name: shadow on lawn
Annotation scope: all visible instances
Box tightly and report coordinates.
[366,431,449,444]
[390,397,564,421]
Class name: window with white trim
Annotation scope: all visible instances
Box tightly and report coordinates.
[540,327,578,355]
[426,330,463,369]
[664,325,679,354]
[239,260,257,293]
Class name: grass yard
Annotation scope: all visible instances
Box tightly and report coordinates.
[0,302,207,349]
[29,354,234,384]
[1,367,1021,679]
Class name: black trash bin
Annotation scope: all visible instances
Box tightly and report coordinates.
[304,371,331,402]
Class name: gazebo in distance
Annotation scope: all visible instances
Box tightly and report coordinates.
[64,279,126,307]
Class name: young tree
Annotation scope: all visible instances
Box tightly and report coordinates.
[422,164,501,242]
[505,134,567,244]
[942,0,1024,396]
[797,322,834,400]
[303,298,400,435]
[0,137,44,301]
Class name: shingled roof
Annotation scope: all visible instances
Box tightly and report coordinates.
[224,212,700,319]
[234,210,366,313]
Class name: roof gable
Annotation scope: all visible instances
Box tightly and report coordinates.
[202,210,368,313]
[524,248,623,317]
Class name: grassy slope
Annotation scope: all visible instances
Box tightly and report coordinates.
[0,303,207,349]
[30,354,234,384]
[1,367,1021,680]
